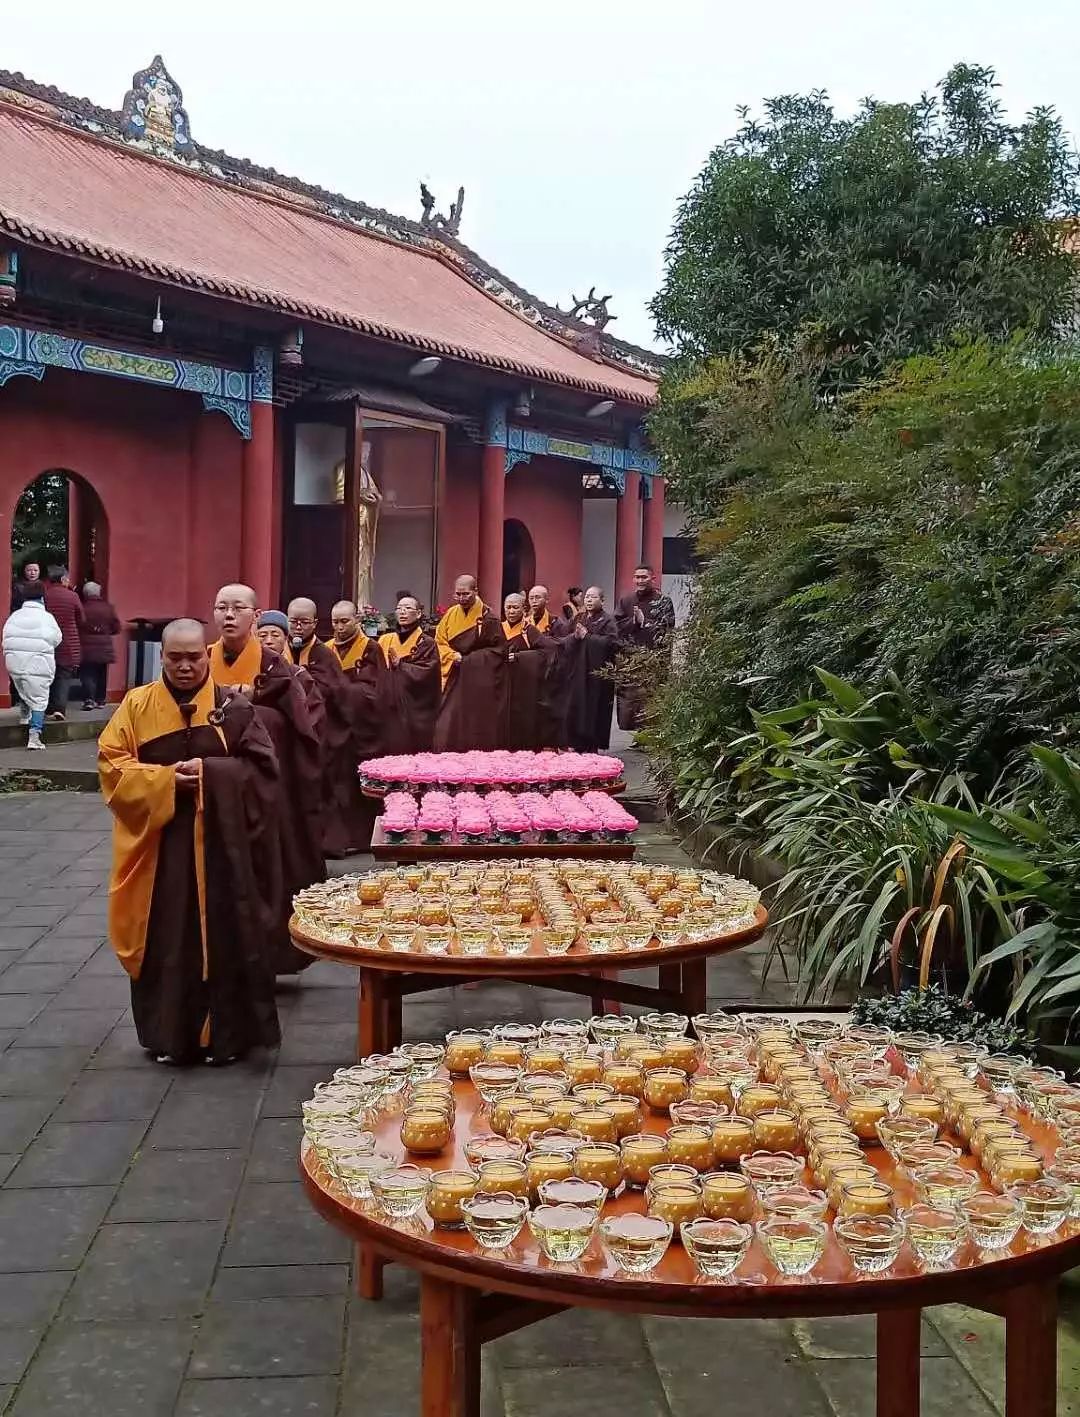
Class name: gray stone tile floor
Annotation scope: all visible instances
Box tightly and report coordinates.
[0,771,1076,1414]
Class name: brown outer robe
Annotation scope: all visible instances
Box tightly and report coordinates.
[324,633,382,850]
[433,601,509,751]
[501,620,558,750]
[290,636,373,855]
[376,627,441,754]
[564,609,619,750]
[529,609,573,748]
[210,638,327,972]
[98,676,281,1061]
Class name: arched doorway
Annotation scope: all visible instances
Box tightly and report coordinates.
[11,469,109,593]
[502,519,535,604]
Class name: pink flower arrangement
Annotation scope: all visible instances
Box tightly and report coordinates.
[378,785,639,843]
[360,750,624,792]
[382,792,418,835]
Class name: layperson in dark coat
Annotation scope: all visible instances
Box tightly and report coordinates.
[79,581,120,709]
[98,620,281,1064]
[433,575,508,751]
[615,564,676,731]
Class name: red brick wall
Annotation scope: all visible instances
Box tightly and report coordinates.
[506,456,583,607]
[0,369,246,696]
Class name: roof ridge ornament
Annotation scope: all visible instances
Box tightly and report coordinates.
[559,287,616,331]
[120,56,193,156]
[419,182,465,236]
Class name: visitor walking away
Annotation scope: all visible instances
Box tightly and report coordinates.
[98,619,281,1065]
[43,565,84,720]
[79,581,120,709]
[2,583,60,750]
[614,563,675,731]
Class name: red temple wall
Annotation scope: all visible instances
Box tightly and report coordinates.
[505,457,582,606]
[0,370,246,694]
[438,443,480,609]
[437,447,583,611]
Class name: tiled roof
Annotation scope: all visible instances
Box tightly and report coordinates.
[0,102,658,406]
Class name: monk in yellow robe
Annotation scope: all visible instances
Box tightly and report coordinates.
[433,575,508,750]
[377,595,440,753]
[501,592,557,750]
[210,586,326,971]
[98,620,280,1064]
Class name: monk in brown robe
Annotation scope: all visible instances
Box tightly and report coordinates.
[210,586,326,973]
[433,574,508,751]
[377,595,440,753]
[565,586,619,750]
[98,619,280,1064]
[527,583,573,747]
[323,598,381,849]
[502,592,557,750]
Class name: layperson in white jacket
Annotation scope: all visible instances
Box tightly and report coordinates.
[2,585,61,749]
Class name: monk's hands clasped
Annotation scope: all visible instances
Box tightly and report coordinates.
[174,759,203,791]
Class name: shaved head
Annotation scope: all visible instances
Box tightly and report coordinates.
[330,599,359,643]
[527,585,550,618]
[584,586,605,611]
[454,575,478,608]
[215,583,257,609]
[213,584,259,649]
[161,619,208,690]
[503,592,525,624]
[162,618,206,649]
[287,598,318,643]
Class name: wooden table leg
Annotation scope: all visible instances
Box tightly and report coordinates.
[658,963,681,1005]
[354,1241,385,1301]
[383,977,403,1050]
[876,1308,921,1417]
[358,969,386,1058]
[680,958,708,1018]
[1004,1280,1058,1417]
[420,1273,480,1417]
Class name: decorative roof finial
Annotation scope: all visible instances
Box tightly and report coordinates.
[560,287,617,331]
[419,182,465,236]
[120,56,193,155]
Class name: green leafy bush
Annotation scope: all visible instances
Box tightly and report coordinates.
[851,986,1033,1057]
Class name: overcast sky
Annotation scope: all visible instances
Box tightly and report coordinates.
[8,1,1080,349]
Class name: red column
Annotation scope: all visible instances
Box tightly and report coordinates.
[241,401,275,609]
[477,442,505,608]
[613,470,641,603]
[641,475,665,578]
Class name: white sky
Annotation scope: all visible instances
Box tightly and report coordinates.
[8,0,1080,349]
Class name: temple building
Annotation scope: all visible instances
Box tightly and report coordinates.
[0,57,677,691]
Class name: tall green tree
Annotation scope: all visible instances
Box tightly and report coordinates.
[652,64,1079,408]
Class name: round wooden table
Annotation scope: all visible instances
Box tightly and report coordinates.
[290,905,768,1058]
[302,1076,1079,1417]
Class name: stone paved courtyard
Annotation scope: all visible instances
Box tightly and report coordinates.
[0,788,1077,1416]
